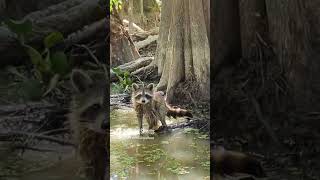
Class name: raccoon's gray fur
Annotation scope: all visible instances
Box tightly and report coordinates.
[69,69,108,180]
[131,83,192,134]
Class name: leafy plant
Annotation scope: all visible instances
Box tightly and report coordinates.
[110,0,122,12]
[111,67,133,93]
[2,19,33,43]
[2,19,70,97]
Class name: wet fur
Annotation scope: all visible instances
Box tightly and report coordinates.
[131,83,192,133]
[69,69,108,180]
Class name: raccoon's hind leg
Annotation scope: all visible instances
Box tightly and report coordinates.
[159,115,167,127]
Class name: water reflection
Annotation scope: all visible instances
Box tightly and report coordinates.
[110,108,210,180]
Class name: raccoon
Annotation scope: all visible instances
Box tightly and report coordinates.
[68,69,108,180]
[131,83,193,134]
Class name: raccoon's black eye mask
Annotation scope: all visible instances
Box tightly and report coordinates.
[145,94,152,99]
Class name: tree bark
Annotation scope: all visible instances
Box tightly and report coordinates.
[211,0,241,77]
[155,0,210,103]
[0,0,67,20]
[128,0,134,34]
[26,0,105,37]
[265,0,312,109]
[110,15,140,67]
[239,0,268,59]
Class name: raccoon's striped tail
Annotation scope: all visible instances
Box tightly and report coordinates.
[166,105,193,118]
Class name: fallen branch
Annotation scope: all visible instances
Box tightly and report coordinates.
[0,102,55,115]
[155,117,209,133]
[131,62,157,78]
[26,0,105,36]
[135,35,158,50]
[66,18,107,45]
[122,19,146,33]
[13,145,56,152]
[132,27,159,40]
[111,57,154,82]
[41,128,69,136]
[0,131,74,146]
[23,0,84,21]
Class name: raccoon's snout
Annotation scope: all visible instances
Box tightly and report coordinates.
[139,97,149,104]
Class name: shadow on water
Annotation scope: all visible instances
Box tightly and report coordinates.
[110,107,210,180]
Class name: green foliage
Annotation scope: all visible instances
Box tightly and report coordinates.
[2,19,70,98]
[21,31,70,87]
[50,51,69,75]
[2,19,33,42]
[110,0,122,12]
[44,31,64,49]
[111,67,133,93]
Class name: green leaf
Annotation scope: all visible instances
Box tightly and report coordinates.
[23,44,42,65]
[126,78,133,85]
[44,32,64,49]
[111,67,122,75]
[123,71,130,78]
[4,19,32,36]
[50,51,69,75]
[43,74,60,97]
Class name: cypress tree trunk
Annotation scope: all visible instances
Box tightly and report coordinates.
[155,0,210,103]
[239,0,268,59]
[265,0,312,109]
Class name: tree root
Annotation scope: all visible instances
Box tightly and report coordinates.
[154,117,209,134]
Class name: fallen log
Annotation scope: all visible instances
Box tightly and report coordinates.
[0,0,106,66]
[23,0,83,21]
[66,18,107,45]
[132,27,159,40]
[25,0,105,38]
[0,131,74,146]
[155,117,209,134]
[0,102,55,115]
[122,19,146,33]
[134,35,158,50]
[111,56,154,82]
[13,145,57,152]
[0,0,67,20]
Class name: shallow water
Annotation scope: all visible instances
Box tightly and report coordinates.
[110,107,210,180]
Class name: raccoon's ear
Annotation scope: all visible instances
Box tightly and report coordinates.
[71,69,93,92]
[146,83,154,91]
[132,83,139,91]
